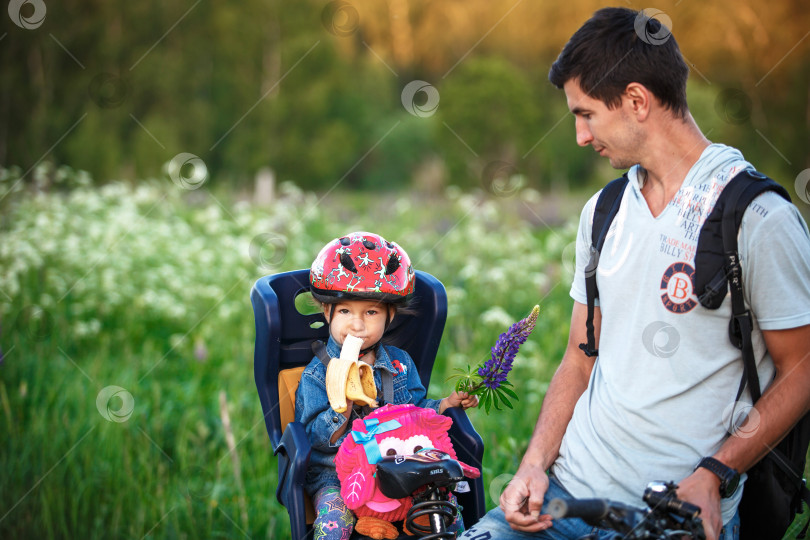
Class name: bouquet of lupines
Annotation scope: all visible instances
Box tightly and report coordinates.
[450,305,540,413]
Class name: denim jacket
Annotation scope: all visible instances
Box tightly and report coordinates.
[294,336,441,496]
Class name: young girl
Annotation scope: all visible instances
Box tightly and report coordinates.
[294,231,477,540]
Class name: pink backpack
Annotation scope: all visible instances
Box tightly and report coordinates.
[335,403,480,522]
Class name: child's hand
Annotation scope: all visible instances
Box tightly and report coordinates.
[455,391,479,409]
[439,391,479,413]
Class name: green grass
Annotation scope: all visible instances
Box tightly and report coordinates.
[1,170,808,538]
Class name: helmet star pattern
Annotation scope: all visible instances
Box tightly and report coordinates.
[310,232,415,304]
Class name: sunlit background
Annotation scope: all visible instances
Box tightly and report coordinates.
[2,0,809,538]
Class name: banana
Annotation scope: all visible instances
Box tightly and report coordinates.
[325,335,378,413]
[345,362,378,408]
[326,356,354,413]
[358,362,377,402]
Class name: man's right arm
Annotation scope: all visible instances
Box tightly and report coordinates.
[500,301,598,532]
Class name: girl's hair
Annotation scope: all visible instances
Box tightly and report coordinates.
[310,295,419,321]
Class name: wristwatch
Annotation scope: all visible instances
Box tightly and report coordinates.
[695,457,740,498]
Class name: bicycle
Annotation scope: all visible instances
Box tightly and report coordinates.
[374,448,471,539]
[547,481,706,540]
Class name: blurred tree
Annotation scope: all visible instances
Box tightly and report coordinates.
[0,0,806,191]
[435,56,596,191]
[436,57,519,188]
[361,112,437,190]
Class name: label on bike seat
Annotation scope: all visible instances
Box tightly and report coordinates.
[454,481,470,493]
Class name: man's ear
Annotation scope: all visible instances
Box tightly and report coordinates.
[387,305,396,323]
[624,82,651,121]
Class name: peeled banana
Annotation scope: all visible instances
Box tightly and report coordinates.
[325,335,378,413]
[325,357,354,413]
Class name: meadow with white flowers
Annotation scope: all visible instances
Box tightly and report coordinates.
[2,165,808,538]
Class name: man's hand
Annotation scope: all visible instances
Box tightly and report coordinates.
[676,468,723,540]
[500,463,553,532]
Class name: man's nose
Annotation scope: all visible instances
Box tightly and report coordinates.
[575,118,593,147]
[350,316,365,330]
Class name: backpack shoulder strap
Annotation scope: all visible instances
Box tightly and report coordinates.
[799,481,810,539]
[378,368,393,406]
[311,340,331,367]
[695,169,791,311]
[694,169,790,403]
[579,174,629,358]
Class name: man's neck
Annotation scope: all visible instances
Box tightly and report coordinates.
[638,112,710,217]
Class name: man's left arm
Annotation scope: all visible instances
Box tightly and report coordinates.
[677,324,810,540]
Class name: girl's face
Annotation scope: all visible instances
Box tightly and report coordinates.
[324,300,392,351]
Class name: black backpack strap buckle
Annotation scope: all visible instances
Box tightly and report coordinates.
[578,342,599,357]
[579,245,601,358]
[584,245,600,278]
[728,309,751,350]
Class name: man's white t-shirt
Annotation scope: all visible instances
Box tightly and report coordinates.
[555,144,810,522]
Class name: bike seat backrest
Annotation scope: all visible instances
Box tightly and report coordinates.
[253,270,448,448]
[278,366,306,434]
[376,449,464,500]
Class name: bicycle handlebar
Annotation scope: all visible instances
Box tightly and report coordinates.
[643,485,702,519]
[546,481,706,540]
[547,497,611,521]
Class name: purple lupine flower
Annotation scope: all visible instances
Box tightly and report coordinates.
[478,305,539,390]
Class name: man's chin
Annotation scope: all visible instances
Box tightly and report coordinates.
[608,157,636,170]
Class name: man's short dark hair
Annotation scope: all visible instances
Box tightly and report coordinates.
[549,7,690,118]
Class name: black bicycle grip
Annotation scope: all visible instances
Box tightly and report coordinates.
[547,497,609,521]
[643,486,702,519]
[663,497,702,519]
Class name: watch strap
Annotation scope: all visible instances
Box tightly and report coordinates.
[696,456,739,498]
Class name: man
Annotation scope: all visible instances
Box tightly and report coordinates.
[461,7,810,540]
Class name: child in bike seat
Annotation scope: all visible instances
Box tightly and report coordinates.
[295,231,478,540]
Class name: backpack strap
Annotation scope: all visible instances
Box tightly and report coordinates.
[694,170,790,404]
[379,368,394,407]
[696,170,791,312]
[312,340,331,367]
[799,481,810,539]
[708,172,810,535]
[579,174,629,357]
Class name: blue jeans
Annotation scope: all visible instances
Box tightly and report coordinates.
[459,475,740,540]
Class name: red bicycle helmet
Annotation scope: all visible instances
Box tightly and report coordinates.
[310,231,415,304]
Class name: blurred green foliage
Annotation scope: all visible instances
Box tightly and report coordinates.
[2,171,808,538]
[2,0,808,196]
[0,167,580,537]
[3,2,810,537]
